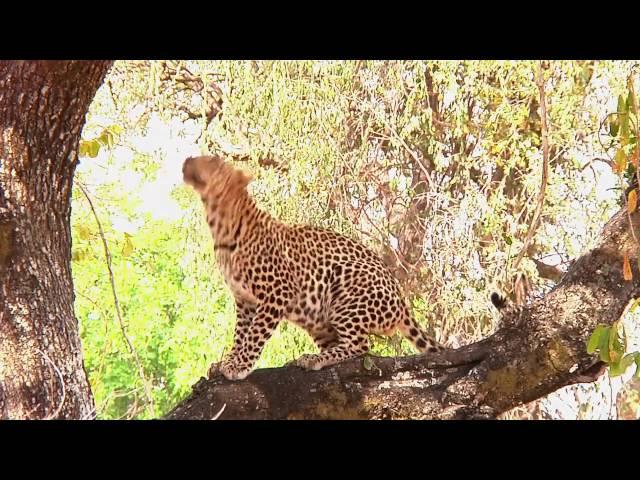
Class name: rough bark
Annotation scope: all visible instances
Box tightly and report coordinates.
[0,60,112,419]
[166,207,639,419]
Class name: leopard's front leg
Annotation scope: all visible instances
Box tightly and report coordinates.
[208,299,255,379]
[212,301,282,381]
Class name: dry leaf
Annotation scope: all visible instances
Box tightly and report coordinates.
[623,254,633,281]
[615,148,628,173]
[628,189,638,214]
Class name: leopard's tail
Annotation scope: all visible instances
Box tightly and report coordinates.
[490,292,522,316]
[398,316,445,353]
[490,291,527,329]
[490,292,508,310]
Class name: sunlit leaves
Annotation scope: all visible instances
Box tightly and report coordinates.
[614,148,628,173]
[79,125,122,159]
[610,353,637,377]
[589,74,640,384]
[77,224,92,240]
[587,321,640,378]
[79,139,101,158]
[75,60,640,419]
[587,324,610,356]
[122,233,134,257]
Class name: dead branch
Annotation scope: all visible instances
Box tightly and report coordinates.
[513,62,551,271]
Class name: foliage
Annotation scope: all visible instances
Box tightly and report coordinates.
[587,321,640,378]
[73,60,638,419]
[586,71,640,382]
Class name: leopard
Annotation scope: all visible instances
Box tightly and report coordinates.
[183,154,445,381]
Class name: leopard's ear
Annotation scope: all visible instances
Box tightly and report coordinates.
[232,168,253,190]
[239,169,253,186]
[182,156,205,190]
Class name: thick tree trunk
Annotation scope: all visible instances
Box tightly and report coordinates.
[166,207,639,419]
[0,60,112,419]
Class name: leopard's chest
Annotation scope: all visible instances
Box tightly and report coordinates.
[216,250,258,304]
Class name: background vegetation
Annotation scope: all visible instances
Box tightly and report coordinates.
[71,60,640,419]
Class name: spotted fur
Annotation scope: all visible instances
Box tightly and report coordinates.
[183,155,445,380]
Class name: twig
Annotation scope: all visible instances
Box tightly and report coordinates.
[212,403,227,420]
[385,120,434,190]
[37,349,66,419]
[608,375,616,420]
[78,183,156,418]
[579,157,616,172]
[81,406,97,420]
[513,62,550,271]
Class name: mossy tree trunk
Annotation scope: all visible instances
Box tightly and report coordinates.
[0,60,112,419]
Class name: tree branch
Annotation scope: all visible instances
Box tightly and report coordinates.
[165,205,640,420]
[78,183,156,417]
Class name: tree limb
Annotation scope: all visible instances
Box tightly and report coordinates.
[165,205,640,420]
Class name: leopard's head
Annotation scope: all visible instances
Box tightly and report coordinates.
[183,155,252,199]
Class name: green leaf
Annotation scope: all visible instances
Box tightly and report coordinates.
[87,140,100,158]
[77,224,91,240]
[621,114,631,144]
[635,353,640,378]
[609,361,624,377]
[608,321,625,364]
[109,125,123,135]
[97,132,111,148]
[599,341,610,362]
[618,94,627,114]
[610,353,636,377]
[98,129,117,148]
[122,234,134,257]
[627,89,637,115]
[598,326,611,363]
[623,353,636,369]
[610,117,620,137]
[72,249,86,262]
[587,324,609,354]
[79,141,90,158]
